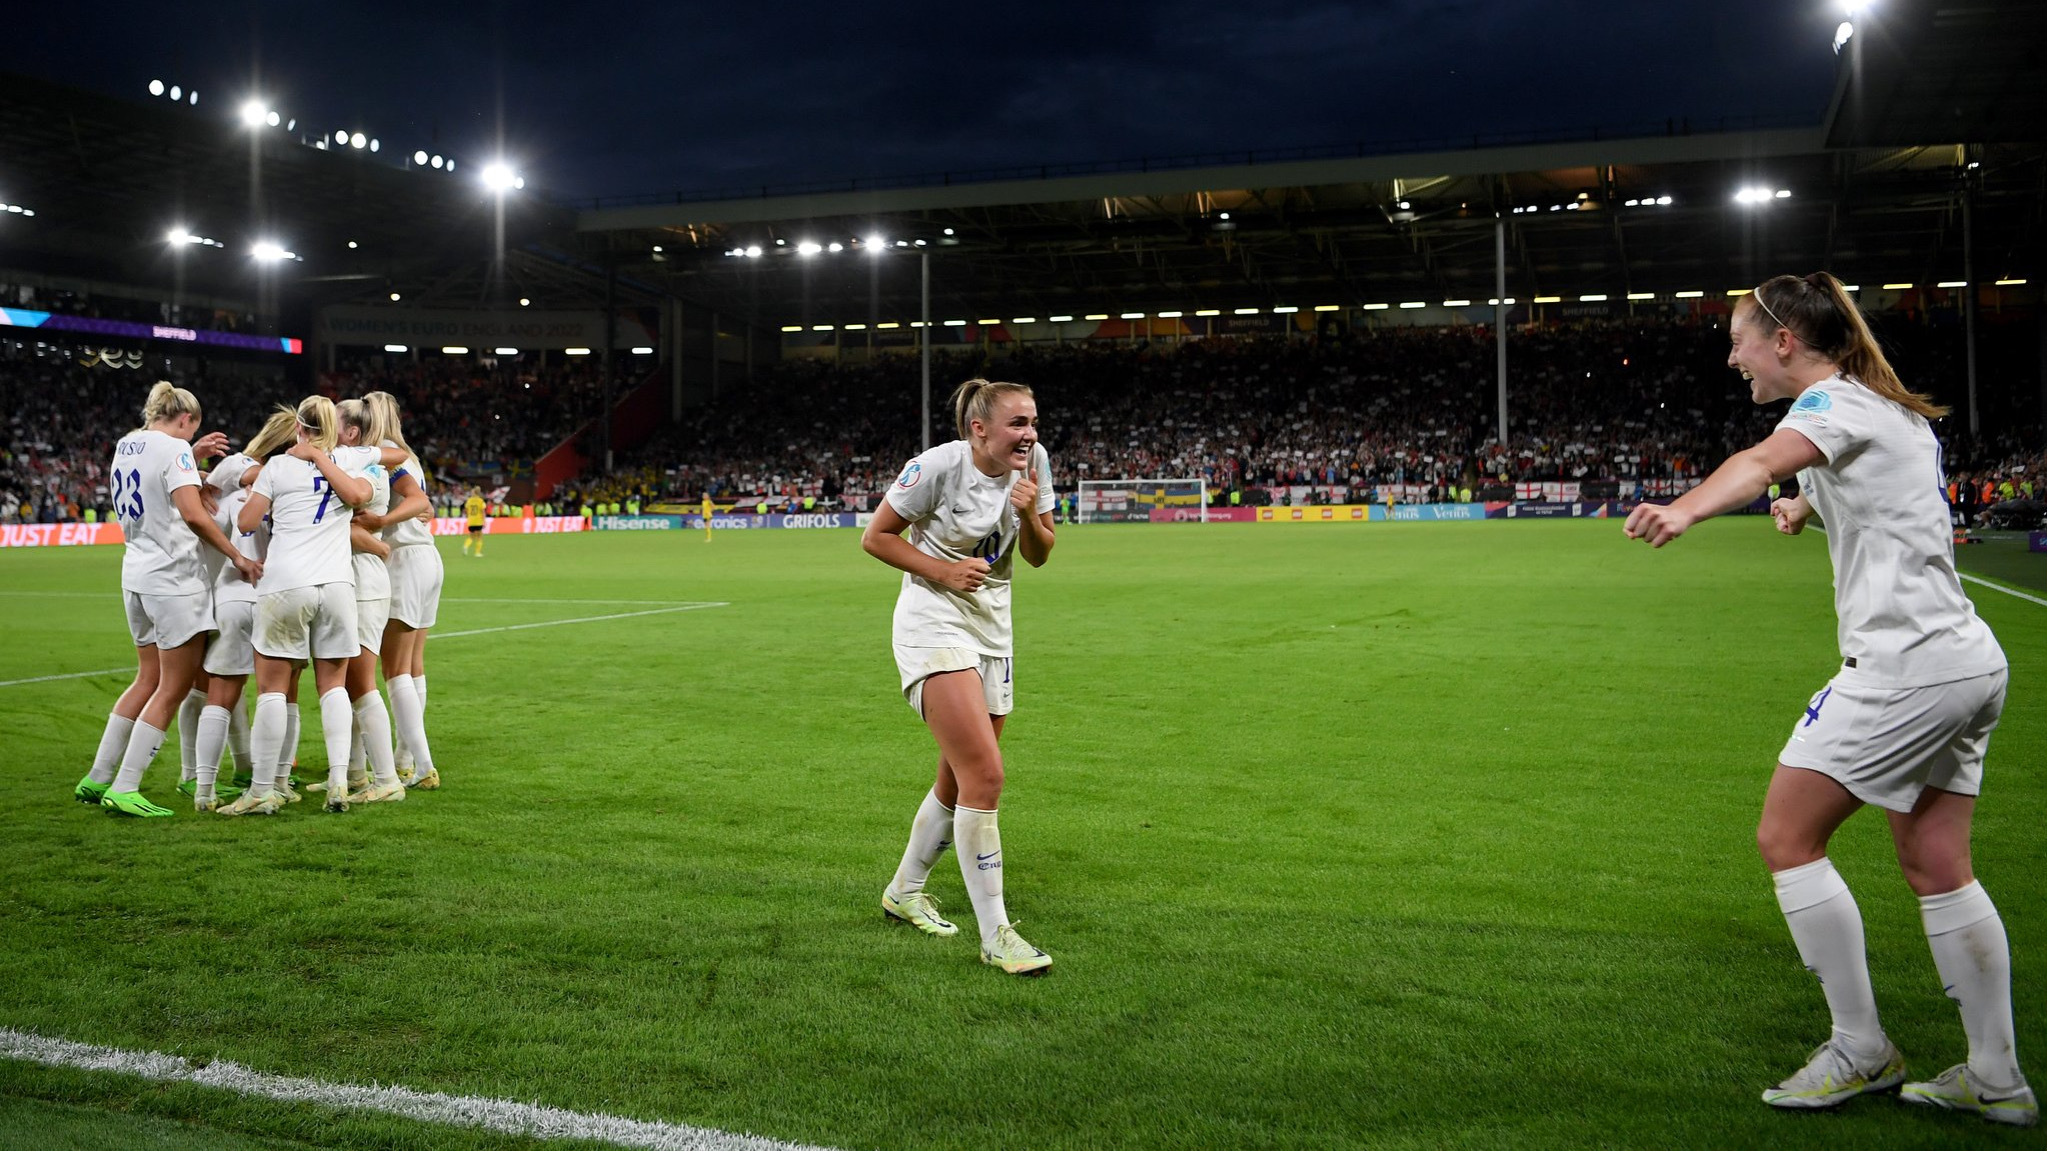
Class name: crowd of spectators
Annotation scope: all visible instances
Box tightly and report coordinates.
[7,314,2042,525]
[1,281,260,334]
[599,315,2043,510]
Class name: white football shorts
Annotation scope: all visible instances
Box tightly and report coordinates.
[388,543,443,629]
[895,644,1014,718]
[1778,668,2007,812]
[203,598,256,676]
[123,589,216,650]
[255,582,359,662]
[355,595,389,654]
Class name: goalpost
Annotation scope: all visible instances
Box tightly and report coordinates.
[1076,477,1210,523]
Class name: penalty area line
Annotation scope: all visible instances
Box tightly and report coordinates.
[0,1027,835,1151]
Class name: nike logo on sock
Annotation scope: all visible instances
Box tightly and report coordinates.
[977,852,999,861]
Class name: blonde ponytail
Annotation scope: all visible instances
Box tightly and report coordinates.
[362,390,424,486]
[295,395,340,452]
[1746,272,1948,419]
[245,407,300,460]
[950,377,1035,440]
[139,380,201,428]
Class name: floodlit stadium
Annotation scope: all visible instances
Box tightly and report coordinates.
[3,1,2046,1147]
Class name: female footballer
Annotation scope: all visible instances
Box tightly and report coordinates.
[860,378,1058,976]
[77,382,259,815]
[1625,272,2029,1125]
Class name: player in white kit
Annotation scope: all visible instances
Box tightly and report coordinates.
[362,391,444,792]
[220,397,402,816]
[77,382,261,816]
[331,396,424,804]
[860,378,1058,975]
[1625,272,2032,1126]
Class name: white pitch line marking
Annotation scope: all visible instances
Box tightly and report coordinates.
[0,1027,835,1151]
[429,602,728,639]
[0,603,731,688]
[1959,571,2047,608]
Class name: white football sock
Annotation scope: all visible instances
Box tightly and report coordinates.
[227,699,252,779]
[278,702,301,781]
[194,705,230,795]
[388,673,436,779]
[415,674,427,713]
[1773,858,1885,1060]
[88,712,135,784]
[347,725,367,787]
[110,721,167,793]
[249,693,287,793]
[888,790,956,897]
[317,688,353,796]
[352,693,398,788]
[388,674,416,769]
[1921,881,2024,1088]
[177,688,206,781]
[953,805,1010,948]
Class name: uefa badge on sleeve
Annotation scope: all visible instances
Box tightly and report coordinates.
[897,462,922,489]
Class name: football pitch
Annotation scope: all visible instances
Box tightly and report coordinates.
[1,521,2041,1150]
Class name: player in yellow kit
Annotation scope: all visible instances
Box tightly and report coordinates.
[701,493,715,542]
[462,488,487,557]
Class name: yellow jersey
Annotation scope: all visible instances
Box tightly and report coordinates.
[465,496,487,527]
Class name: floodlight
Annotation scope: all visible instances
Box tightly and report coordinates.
[350,133,366,149]
[1233,307,1259,315]
[149,80,165,96]
[631,346,654,354]
[864,234,886,251]
[441,346,468,354]
[1841,0,1874,14]
[943,227,955,235]
[446,159,454,172]
[1833,21,1854,52]
[513,176,523,189]
[1399,301,1425,309]
[389,292,401,301]
[167,229,196,244]
[1218,212,1230,220]
[827,241,843,252]
[480,162,517,191]
[796,241,823,256]
[1580,294,1607,302]
[383,344,407,353]
[252,241,291,261]
[744,245,762,258]
[168,85,180,101]
[239,100,266,128]
[347,240,358,249]
[1657,195,1672,205]
[431,155,444,169]
[265,111,280,127]
[519,297,531,306]
[1049,315,1074,322]
[1398,200,1411,210]
[369,139,380,152]
[189,91,198,105]
[494,347,519,355]
[565,347,592,355]
[414,150,429,165]
[1442,300,1470,307]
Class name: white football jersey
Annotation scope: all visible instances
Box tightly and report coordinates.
[109,429,205,595]
[1779,375,2005,687]
[380,444,433,548]
[211,481,267,605]
[884,439,1056,655]
[351,463,393,601]
[252,445,380,595]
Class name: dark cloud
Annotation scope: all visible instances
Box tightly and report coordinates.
[1,1,1843,199]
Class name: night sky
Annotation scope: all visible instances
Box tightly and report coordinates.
[2,1,1849,201]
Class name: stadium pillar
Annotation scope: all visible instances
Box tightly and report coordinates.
[920,250,932,451]
[602,258,616,474]
[1962,184,1980,436]
[669,297,684,420]
[1494,219,1508,445]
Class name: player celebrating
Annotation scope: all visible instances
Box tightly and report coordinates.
[76,382,259,815]
[1624,272,2030,1125]
[362,391,443,791]
[332,397,425,804]
[860,378,1058,976]
[222,398,397,815]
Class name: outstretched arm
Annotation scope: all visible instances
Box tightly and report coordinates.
[1624,429,1823,548]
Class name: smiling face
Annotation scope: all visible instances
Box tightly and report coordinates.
[1727,303,1795,405]
[972,392,1040,472]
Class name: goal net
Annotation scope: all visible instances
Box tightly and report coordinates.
[1077,477,1211,523]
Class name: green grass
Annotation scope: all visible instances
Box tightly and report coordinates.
[0,523,2042,1149]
